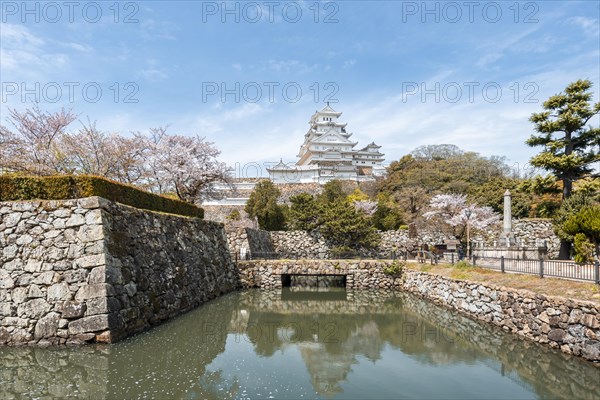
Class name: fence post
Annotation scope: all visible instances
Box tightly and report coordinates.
[595,261,600,285]
[539,258,544,278]
[500,256,505,273]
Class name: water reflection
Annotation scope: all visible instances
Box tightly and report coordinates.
[1,289,598,399]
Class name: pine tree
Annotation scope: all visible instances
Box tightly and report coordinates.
[527,79,600,259]
[287,193,320,231]
[245,180,286,231]
[527,79,600,199]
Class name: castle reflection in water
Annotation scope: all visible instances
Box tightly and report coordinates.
[1,289,598,399]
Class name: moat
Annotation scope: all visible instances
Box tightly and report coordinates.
[1,289,598,399]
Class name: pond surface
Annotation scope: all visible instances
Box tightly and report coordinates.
[1,289,599,399]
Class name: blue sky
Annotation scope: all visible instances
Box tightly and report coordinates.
[1,0,599,178]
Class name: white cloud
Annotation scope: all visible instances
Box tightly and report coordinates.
[63,42,93,52]
[343,59,357,68]
[568,16,600,38]
[267,59,318,74]
[0,24,69,78]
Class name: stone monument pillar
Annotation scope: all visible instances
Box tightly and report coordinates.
[500,189,515,247]
[503,189,512,235]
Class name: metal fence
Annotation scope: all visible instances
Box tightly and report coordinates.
[470,255,600,284]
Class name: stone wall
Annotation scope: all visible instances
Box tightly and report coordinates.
[269,229,447,259]
[235,260,600,362]
[512,219,560,257]
[403,270,600,362]
[226,227,274,258]
[0,197,239,345]
[229,218,560,260]
[270,230,330,259]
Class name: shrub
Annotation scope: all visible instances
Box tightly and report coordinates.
[245,180,286,231]
[383,260,405,276]
[0,175,204,218]
[330,246,357,259]
[454,260,473,270]
[574,233,595,264]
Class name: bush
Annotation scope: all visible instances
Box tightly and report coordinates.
[454,260,473,270]
[574,233,595,264]
[0,175,204,218]
[245,180,286,231]
[320,200,379,250]
[383,260,405,276]
[330,246,357,259]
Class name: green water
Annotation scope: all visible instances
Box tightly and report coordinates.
[1,289,598,399]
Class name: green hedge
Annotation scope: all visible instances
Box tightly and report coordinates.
[0,175,204,219]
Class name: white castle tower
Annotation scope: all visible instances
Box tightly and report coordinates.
[268,104,385,184]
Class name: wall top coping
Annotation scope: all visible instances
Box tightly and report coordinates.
[0,196,225,228]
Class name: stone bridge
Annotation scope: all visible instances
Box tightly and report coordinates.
[236,260,401,290]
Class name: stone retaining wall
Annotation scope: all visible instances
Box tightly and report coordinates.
[236,260,600,362]
[229,218,560,259]
[226,227,274,258]
[512,219,560,257]
[0,197,239,345]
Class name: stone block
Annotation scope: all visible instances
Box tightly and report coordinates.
[74,284,113,301]
[0,302,13,316]
[124,282,137,297]
[17,298,51,319]
[547,328,567,343]
[74,254,105,269]
[44,230,62,239]
[77,225,104,243]
[33,271,54,285]
[47,282,71,301]
[65,213,85,227]
[34,312,60,339]
[78,197,101,209]
[0,327,9,343]
[68,315,109,335]
[85,209,103,225]
[61,301,87,319]
[89,266,106,284]
[24,259,42,273]
[12,287,27,304]
[15,234,33,245]
[2,259,23,272]
[28,284,44,298]
[2,244,18,259]
[0,270,15,289]
[582,314,600,329]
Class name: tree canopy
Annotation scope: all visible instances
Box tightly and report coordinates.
[0,106,231,203]
[526,79,600,199]
[245,180,286,231]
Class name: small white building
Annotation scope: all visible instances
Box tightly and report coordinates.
[267,104,385,184]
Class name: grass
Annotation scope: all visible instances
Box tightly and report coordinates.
[405,261,600,304]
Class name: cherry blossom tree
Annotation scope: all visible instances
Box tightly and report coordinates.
[353,199,378,216]
[136,127,232,202]
[62,119,146,183]
[1,106,76,174]
[423,193,499,239]
[1,107,232,203]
